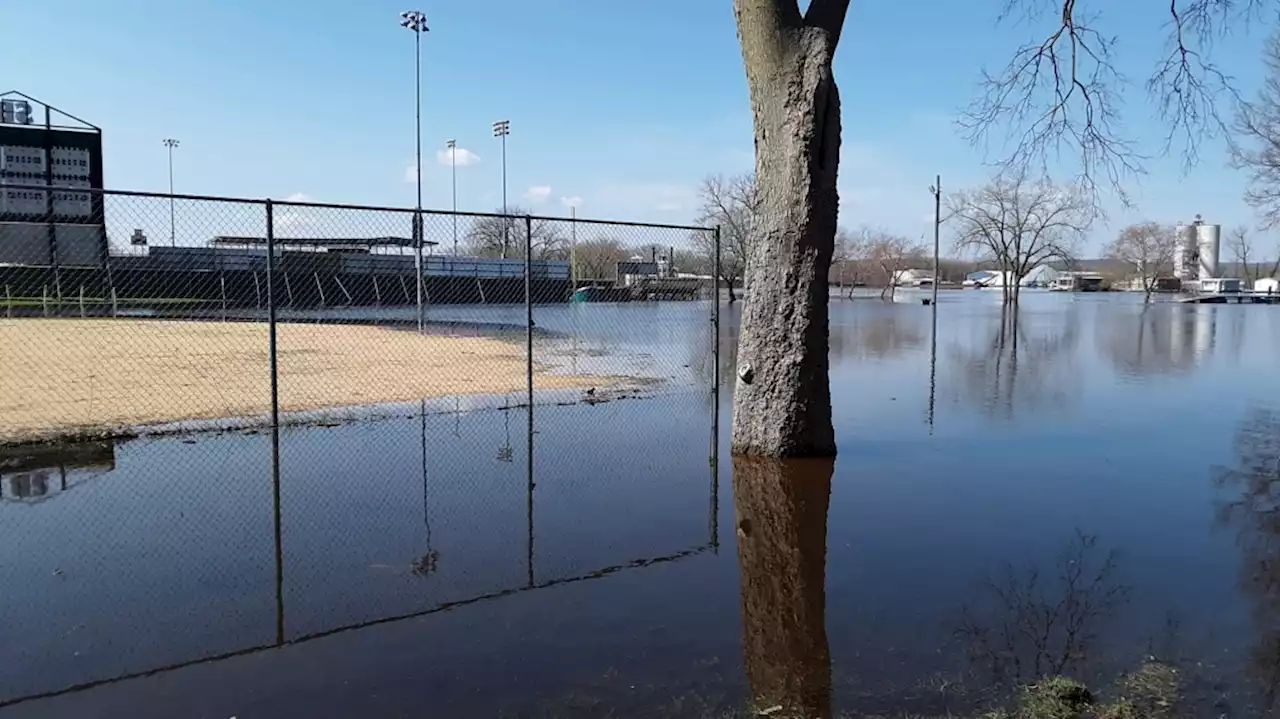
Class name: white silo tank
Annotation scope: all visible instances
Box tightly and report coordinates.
[1173,223,1198,281]
[1196,222,1221,279]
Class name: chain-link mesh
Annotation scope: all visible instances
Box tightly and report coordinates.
[0,187,721,707]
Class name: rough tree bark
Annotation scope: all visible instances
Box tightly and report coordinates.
[731,0,848,458]
[733,456,833,718]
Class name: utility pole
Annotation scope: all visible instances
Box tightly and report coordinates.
[493,120,510,257]
[570,204,577,289]
[400,9,429,333]
[447,138,458,255]
[929,175,941,307]
[163,138,179,247]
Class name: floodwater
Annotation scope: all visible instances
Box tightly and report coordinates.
[2,291,1280,717]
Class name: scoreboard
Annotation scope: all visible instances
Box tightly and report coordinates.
[0,95,106,268]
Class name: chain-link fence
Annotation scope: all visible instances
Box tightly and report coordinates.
[0,186,722,707]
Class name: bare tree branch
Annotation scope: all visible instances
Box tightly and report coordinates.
[1234,28,1280,229]
[695,173,759,302]
[963,0,1261,206]
[465,207,566,260]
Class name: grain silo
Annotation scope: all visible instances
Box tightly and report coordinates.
[1195,219,1221,279]
[1173,222,1198,282]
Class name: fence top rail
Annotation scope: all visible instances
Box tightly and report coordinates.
[0,183,712,233]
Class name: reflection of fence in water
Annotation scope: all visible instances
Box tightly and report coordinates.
[0,396,719,710]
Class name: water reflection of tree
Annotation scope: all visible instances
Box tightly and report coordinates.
[953,532,1130,689]
[695,303,926,394]
[1099,307,1218,378]
[946,307,1081,421]
[1213,407,1280,702]
[832,308,928,361]
[732,456,834,718]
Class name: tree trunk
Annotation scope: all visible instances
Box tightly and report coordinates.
[731,0,845,457]
[733,456,833,719]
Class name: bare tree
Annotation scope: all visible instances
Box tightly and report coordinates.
[830,227,868,298]
[573,237,626,284]
[962,0,1258,205]
[694,174,758,303]
[1236,30,1280,229]
[1103,222,1178,303]
[465,207,566,260]
[731,0,848,458]
[864,229,926,300]
[948,172,1090,306]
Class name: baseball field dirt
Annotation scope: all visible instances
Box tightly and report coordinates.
[0,318,608,443]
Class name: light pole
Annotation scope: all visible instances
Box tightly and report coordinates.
[493,120,510,257]
[928,175,941,307]
[163,138,179,247]
[400,9,429,333]
[447,138,458,255]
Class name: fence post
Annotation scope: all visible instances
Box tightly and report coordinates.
[713,226,722,395]
[266,200,280,432]
[79,284,85,318]
[4,284,10,319]
[265,198,285,646]
[41,285,48,317]
[524,214,535,588]
[414,210,425,334]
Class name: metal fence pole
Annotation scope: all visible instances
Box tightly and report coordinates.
[266,199,285,645]
[524,214,535,589]
[711,225,721,552]
[415,211,425,333]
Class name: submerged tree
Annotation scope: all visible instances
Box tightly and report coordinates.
[730,0,848,457]
[948,173,1089,306]
[694,173,758,304]
[731,0,1255,457]
[865,229,927,300]
[1103,222,1178,303]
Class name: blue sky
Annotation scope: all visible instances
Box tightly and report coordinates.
[6,0,1272,254]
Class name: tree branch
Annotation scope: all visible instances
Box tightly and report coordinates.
[734,0,804,77]
[804,0,851,47]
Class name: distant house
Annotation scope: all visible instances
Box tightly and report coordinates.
[1050,272,1105,292]
[963,270,1015,288]
[617,259,659,287]
[891,268,934,287]
[1200,277,1242,294]
[1019,265,1061,287]
[1255,277,1279,294]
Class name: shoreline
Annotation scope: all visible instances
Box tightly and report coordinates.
[0,318,634,446]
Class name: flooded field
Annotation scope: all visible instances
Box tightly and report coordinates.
[2,292,1279,717]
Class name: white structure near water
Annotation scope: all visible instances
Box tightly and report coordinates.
[1173,215,1222,285]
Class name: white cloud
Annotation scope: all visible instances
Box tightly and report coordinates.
[560,196,583,209]
[403,162,419,184]
[436,147,481,167]
[277,192,314,229]
[524,185,552,204]
[593,182,697,219]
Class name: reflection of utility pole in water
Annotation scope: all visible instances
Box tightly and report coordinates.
[927,301,938,434]
[497,395,514,463]
[413,398,439,578]
[733,457,834,718]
